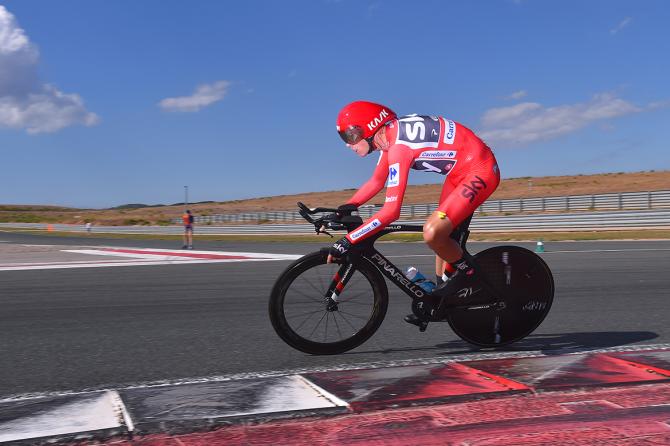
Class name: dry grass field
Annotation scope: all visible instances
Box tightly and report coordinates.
[1,170,669,225]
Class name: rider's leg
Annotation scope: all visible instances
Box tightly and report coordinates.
[430,158,501,295]
[424,212,462,262]
[432,180,456,280]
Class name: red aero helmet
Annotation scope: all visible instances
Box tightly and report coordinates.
[336,101,396,145]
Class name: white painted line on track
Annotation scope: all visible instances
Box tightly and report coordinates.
[110,390,135,432]
[296,375,350,408]
[0,246,301,271]
[4,342,670,404]
[0,258,295,271]
[0,390,125,442]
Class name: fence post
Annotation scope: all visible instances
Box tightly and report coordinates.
[591,194,595,210]
[566,196,570,211]
[618,193,623,210]
[519,198,523,213]
[541,197,545,212]
[648,191,652,209]
[498,200,502,213]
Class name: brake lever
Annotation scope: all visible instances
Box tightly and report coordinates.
[316,225,334,238]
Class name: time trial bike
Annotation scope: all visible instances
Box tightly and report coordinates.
[269,203,554,355]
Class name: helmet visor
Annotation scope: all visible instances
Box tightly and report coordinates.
[338,125,364,145]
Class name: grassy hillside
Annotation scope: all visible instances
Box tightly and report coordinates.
[1,170,668,225]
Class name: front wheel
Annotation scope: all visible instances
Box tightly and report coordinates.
[269,251,388,355]
[446,246,554,348]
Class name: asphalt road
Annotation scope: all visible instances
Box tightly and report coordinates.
[1,231,669,398]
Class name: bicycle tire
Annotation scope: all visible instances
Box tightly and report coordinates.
[269,251,388,355]
[447,246,554,348]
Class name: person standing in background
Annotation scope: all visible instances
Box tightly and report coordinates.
[182,210,194,249]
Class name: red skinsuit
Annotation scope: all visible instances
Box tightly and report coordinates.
[345,115,500,245]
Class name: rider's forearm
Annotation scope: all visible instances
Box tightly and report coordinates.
[347,178,385,207]
[346,203,402,245]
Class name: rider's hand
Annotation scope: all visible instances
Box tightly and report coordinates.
[319,205,358,234]
[327,237,352,264]
[336,204,357,217]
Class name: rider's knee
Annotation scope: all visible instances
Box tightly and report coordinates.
[422,226,436,246]
[424,215,454,247]
[423,223,446,246]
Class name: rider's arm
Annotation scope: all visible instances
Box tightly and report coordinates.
[344,145,413,245]
[346,151,389,207]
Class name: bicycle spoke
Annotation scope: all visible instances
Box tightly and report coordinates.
[335,311,360,332]
[292,309,324,332]
[286,309,325,320]
[287,287,323,304]
[315,266,327,294]
[337,310,369,320]
[338,288,368,302]
[308,311,328,338]
[324,312,329,342]
[332,312,344,339]
[339,296,372,305]
[302,274,325,296]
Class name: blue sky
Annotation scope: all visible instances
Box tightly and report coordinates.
[0,0,668,208]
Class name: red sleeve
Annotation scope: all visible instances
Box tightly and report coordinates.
[345,145,413,244]
[346,151,389,207]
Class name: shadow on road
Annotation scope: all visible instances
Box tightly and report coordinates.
[349,331,660,357]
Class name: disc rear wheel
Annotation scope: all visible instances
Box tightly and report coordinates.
[446,246,554,347]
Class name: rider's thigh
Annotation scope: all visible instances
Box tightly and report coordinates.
[437,157,500,228]
[439,177,456,203]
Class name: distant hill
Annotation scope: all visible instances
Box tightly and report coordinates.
[1,170,668,225]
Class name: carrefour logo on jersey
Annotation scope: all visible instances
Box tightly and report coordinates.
[419,150,457,159]
[350,219,382,241]
[443,119,456,144]
[387,163,400,187]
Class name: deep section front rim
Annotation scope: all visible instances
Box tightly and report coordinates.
[269,252,388,355]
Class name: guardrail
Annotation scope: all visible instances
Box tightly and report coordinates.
[4,209,670,235]
[182,190,670,224]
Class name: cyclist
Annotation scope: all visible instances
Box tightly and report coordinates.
[327,101,500,327]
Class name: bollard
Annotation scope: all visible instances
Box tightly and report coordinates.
[535,239,545,253]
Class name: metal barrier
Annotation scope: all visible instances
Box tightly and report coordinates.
[4,209,670,235]
[183,190,670,224]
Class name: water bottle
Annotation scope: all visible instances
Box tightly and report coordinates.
[406,266,436,293]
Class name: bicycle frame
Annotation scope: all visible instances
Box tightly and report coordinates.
[324,215,476,304]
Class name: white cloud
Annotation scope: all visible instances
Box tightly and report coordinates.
[504,90,527,100]
[159,80,230,112]
[610,17,632,35]
[479,93,641,145]
[0,6,99,134]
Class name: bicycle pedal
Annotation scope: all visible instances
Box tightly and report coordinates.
[418,321,429,332]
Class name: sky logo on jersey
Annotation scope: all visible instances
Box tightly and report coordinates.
[419,150,457,159]
[350,219,381,241]
[443,119,456,144]
[387,163,400,187]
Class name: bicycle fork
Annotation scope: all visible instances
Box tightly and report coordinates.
[324,262,355,311]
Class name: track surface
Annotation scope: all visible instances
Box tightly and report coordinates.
[1,231,668,399]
